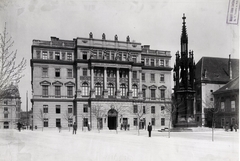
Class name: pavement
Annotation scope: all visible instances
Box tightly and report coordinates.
[0,128,239,161]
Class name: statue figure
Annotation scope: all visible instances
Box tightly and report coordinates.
[115,35,118,41]
[126,36,130,42]
[89,32,93,39]
[102,33,106,40]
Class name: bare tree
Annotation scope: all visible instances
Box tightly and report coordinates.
[202,98,220,142]
[36,109,47,131]
[0,23,26,100]
[91,104,108,133]
[127,102,150,136]
[62,110,73,131]
[163,95,185,138]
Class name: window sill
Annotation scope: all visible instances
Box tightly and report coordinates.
[54,77,61,79]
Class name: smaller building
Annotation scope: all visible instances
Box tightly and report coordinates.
[212,77,239,128]
[0,84,21,129]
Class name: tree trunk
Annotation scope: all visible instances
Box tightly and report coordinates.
[168,115,171,138]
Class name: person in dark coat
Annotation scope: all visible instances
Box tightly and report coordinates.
[73,122,77,134]
[17,122,21,132]
[147,122,152,137]
[234,123,238,132]
[58,124,62,133]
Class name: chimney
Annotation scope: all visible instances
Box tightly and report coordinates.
[228,54,232,80]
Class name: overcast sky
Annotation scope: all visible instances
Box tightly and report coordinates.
[0,0,239,111]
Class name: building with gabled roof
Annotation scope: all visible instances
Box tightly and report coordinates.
[212,77,239,128]
[195,56,239,127]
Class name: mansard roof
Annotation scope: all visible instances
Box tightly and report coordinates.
[195,57,239,83]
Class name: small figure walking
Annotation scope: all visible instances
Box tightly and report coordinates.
[73,122,77,134]
[147,122,152,137]
[234,123,238,132]
[58,124,62,133]
[17,122,21,132]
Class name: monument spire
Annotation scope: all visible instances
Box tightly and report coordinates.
[181,13,188,57]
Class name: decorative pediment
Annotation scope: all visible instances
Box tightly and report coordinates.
[142,84,148,89]
[64,81,75,86]
[149,85,157,89]
[158,85,167,89]
[52,81,63,86]
[40,80,51,86]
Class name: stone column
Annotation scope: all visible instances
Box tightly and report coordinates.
[76,66,81,98]
[139,70,143,99]
[128,69,132,99]
[103,67,108,98]
[90,67,95,98]
[116,68,121,98]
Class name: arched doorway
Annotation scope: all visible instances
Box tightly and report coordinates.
[108,109,118,130]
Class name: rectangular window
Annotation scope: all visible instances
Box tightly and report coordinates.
[42,52,48,59]
[133,105,138,113]
[42,85,48,96]
[142,89,146,98]
[42,68,48,77]
[160,60,164,66]
[67,86,73,97]
[83,68,87,76]
[55,69,60,77]
[160,89,165,100]
[132,56,137,63]
[83,118,88,127]
[62,52,65,60]
[83,52,87,60]
[68,106,73,113]
[44,118,48,127]
[4,114,8,118]
[67,69,73,78]
[3,100,8,105]
[151,106,155,114]
[231,101,235,111]
[4,107,8,111]
[141,58,144,64]
[49,52,53,59]
[151,118,155,126]
[55,86,61,97]
[160,74,165,82]
[151,74,155,82]
[133,71,137,79]
[151,89,156,100]
[36,51,41,59]
[142,73,145,81]
[151,59,154,66]
[143,106,146,114]
[83,104,88,113]
[43,105,48,113]
[146,59,149,65]
[221,102,225,111]
[161,118,165,126]
[56,118,61,127]
[55,52,60,60]
[134,118,138,126]
[56,105,61,114]
[67,53,72,60]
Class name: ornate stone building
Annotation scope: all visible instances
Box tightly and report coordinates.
[0,84,21,129]
[173,14,197,127]
[31,34,172,130]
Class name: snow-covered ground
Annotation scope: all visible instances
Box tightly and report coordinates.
[0,128,238,161]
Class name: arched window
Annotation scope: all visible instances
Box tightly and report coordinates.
[95,83,102,96]
[132,84,138,97]
[82,82,89,96]
[108,83,114,96]
[120,84,127,96]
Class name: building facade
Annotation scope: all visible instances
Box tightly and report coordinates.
[31,34,172,130]
[212,77,239,128]
[0,84,21,129]
[195,56,239,127]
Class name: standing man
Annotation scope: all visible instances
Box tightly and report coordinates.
[147,122,152,137]
[73,122,77,134]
